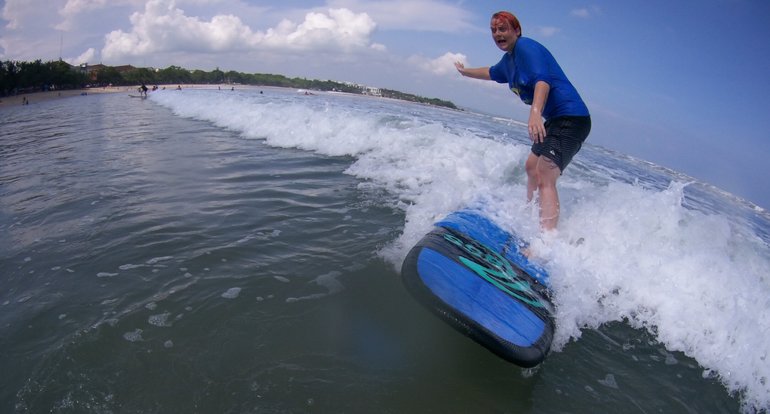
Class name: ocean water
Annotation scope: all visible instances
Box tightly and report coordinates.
[1,87,768,413]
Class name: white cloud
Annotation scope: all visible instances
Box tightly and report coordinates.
[571,6,602,19]
[61,0,108,16]
[534,26,560,38]
[409,52,466,76]
[267,8,376,51]
[2,0,50,30]
[571,8,590,18]
[57,0,108,30]
[327,0,475,32]
[67,47,97,65]
[101,0,380,62]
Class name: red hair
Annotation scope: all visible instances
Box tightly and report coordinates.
[491,11,522,37]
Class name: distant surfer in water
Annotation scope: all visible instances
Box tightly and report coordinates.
[455,11,591,231]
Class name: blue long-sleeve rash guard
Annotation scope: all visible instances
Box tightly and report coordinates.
[489,37,589,120]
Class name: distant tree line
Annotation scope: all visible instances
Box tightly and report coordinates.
[380,88,458,108]
[1,60,88,95]
[1,59,458,110]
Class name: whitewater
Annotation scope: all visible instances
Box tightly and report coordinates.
[150,87,770,411]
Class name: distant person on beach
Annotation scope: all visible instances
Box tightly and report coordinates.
[454,11,591,231]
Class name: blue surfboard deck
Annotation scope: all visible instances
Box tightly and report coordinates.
[401,209,555,367]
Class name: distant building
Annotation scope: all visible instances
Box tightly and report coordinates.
[341,81,382,96]
[77,63,139,81]
[364,86,382,96]
[78,63,105,80]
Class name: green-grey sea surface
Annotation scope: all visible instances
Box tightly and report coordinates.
[2,89,767,413]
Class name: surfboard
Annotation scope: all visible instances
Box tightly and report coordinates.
[401,209,555,367]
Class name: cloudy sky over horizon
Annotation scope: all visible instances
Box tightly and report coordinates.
[2,0,769,208]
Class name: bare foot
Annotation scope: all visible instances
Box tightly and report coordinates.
[521,246,537,259]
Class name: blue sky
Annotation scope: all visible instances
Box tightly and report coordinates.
[2,0,769,208]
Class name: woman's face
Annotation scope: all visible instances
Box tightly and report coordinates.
[490,18,519,52]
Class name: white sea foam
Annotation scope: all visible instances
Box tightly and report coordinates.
[273,276,291,283]
[285,271,344,303]
[123,329,143,342]
[147,256,174,265]
[221,287,241,299]
[151,88,770,411]
[148,312,172,327]
[598,374,619,389]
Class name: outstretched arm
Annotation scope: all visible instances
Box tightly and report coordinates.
[454,62,492,80]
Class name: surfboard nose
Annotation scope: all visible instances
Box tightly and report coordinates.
[401,210,555,367]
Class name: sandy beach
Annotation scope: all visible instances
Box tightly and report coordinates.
[0,84,247,109]
[0,86,133,109]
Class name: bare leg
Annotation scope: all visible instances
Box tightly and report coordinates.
[525,153,540,203]
[536,157,561,230]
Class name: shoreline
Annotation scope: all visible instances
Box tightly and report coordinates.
[0,86,132,109]
[0,84,240,109]
[0,84,464,112]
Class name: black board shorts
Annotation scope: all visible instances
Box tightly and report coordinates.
[531,115,591,172]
